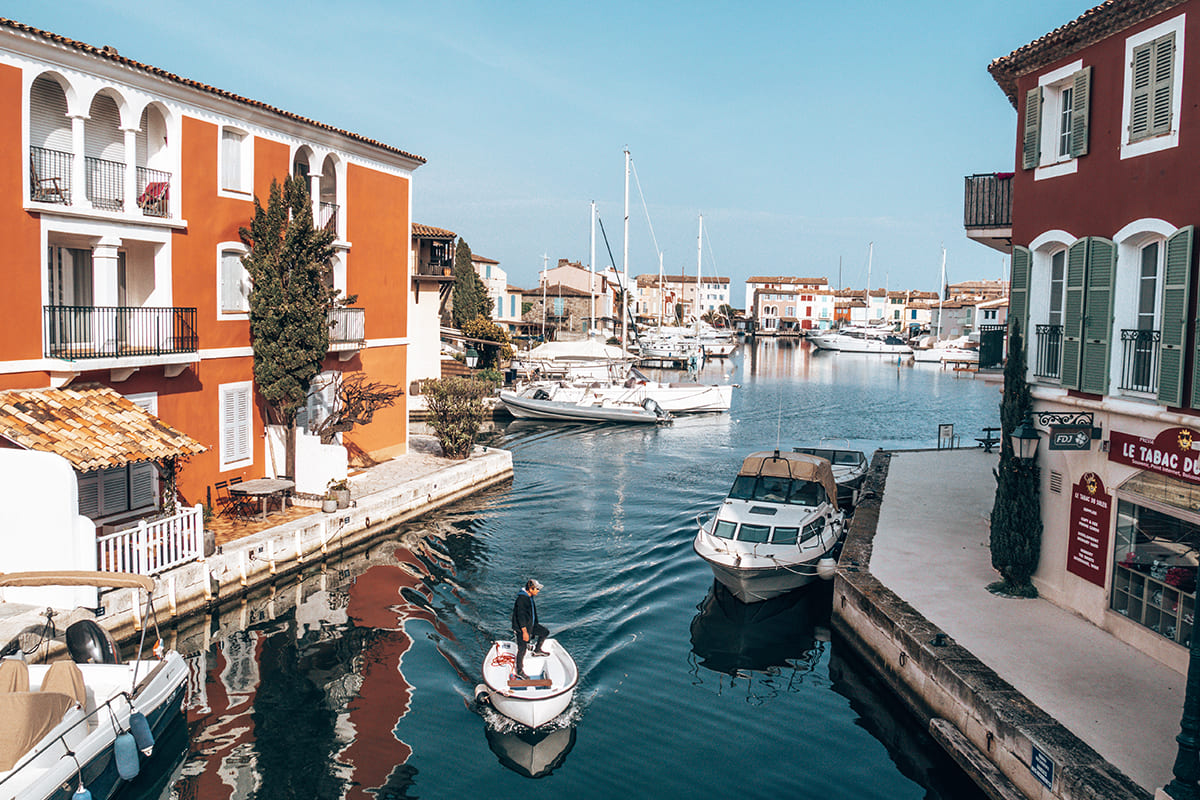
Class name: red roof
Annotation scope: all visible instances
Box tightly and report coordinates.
[412,223,456,239]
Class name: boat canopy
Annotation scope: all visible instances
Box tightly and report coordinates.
[0,570,154,592]
[736,451,839,511]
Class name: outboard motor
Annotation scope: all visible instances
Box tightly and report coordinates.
[641,398,669,419]
[531,388,551,401]
[66,619,121,665]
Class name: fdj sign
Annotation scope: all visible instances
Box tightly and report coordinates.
[1049,425,1091,451]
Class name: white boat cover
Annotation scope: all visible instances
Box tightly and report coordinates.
[525,341,631,361]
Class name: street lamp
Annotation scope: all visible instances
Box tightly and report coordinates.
[1010,417,1040,461]
[465,347,479,369]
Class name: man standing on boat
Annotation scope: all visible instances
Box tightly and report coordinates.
[511,579,549,679]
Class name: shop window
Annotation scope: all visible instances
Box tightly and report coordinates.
[1111,498,1197,646]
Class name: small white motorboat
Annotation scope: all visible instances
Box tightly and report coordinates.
[694,451,846,602]
[0,571,189,800]
[499,388,672,424]
[475,639,578,728]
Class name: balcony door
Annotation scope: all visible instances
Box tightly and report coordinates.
[47,246,93,351]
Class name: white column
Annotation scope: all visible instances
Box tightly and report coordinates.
[309,173,321,225]
[123,127,138,214]
[92,237,122,351]
[70,114,87,206]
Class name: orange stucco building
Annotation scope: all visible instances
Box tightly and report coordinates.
[0,18,423,528]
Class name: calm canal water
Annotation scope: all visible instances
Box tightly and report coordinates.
[121,339,999,800]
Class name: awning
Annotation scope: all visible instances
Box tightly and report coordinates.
[0,385,207,472]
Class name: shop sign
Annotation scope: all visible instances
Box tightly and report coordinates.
[1066,473,1111,587]
[1109,427,1200,486]
[1049,425,1092,450]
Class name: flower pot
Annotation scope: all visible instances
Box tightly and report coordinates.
[322,498,338,513]
[333,488,351,509]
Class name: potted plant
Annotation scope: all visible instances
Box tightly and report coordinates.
[327,478,351,509]
[321,494,338,513]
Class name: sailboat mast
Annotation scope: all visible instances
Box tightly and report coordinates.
[622,148,630,350]
[590,200,596,336]
[866,242,873,325]
[658,251,664,327]
[696,213,703,332]
[937,246,946,339]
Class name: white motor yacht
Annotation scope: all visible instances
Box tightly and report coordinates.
[694,451,845,602]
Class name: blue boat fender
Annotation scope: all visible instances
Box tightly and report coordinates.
[73,785,93,800]
[114,731,140,780]
[130,711,154,756]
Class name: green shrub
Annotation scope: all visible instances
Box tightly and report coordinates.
[476,368,504,386]
[424,377,494,459]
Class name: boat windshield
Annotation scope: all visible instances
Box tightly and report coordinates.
[794,448,864,467]
[728,475,828,506]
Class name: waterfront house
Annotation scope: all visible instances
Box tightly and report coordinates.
[0,18,423,553]
[968,0,1200,672]
[743,276,827,315]
[409,224,456,388]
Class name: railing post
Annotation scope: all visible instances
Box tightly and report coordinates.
[136,520,148,576]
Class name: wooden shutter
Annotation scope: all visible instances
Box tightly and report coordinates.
[1023,87,1042,170]
[1061,239,1088,389]
[1130,34,1175,141]
[1156,227,1192,406]
[220,251,247,312]
[77,472,100,518]
[1009,246,1032,340]
[29,76,71,152]
[1080,238,1116,395]
[100,466,129,516]
[221,130,242,190]
[129,462,157,510]
[221,385,252,465]
[1070,66,1091,158]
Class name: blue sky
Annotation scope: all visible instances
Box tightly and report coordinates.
[8,1,1093,297]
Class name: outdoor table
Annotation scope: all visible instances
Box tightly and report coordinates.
[976,426,1001,453]
[229,478,295,521]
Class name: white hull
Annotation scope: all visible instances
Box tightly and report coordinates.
[514,378,732,414]
[499,390,670,423]
[911,346,979,364]
[2,653,189,800]
[479,639,578,728]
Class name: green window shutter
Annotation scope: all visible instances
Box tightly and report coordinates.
[1080,238,1116,395]
[1061,239,1089,389]
[1009,246,1032,340]
[1070,66,1091,158]
[1023,87,1042,169]
[1130,40,1154,140]
[1160,226,1193,407]
[1150,33,1176,136]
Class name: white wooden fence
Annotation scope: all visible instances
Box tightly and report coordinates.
[96,504,204,576]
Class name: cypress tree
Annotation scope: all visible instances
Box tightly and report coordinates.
[452,238,489,326]
[240,175,336,478]
[988,323,1043,596]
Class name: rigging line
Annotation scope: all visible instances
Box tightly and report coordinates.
[596,213,640,337]
[628,156,662,259]
[703,219,719,275]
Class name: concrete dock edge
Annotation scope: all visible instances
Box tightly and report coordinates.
[832,451,1149,800]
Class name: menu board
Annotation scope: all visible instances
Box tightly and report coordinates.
[1066,472,1111,587]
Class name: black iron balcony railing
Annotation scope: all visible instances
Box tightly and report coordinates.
[319,201,339,236]
[416,259,454,277]
[327,306,365,348]
[1119,328,1161,393]
[964,173,1013,229]
[30,146,73,204]
[1034,324,1064,380]
[136,167,171,218]
[85,156,124,211]
[44,306,198,359]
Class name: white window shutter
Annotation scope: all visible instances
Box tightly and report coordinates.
[233,386,251,462]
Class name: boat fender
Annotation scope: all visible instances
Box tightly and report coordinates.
[816,557,838,581]
[114,731,140,780]
[130,711,154,756]
[474,684,492,706]
[73,786,93,800]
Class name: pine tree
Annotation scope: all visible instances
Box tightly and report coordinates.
[988,323,1043,596]
[240,175,336,478]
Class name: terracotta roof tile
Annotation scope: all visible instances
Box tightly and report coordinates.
[988,0,1185,105]
[746,276,828,285]
[0,385,206,472]
[1,17,425,165]
[412,223,456,239]
[472,254,500,264]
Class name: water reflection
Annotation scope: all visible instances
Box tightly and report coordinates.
[484,725,577,778]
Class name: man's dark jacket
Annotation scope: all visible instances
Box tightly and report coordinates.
[511,591,536,632]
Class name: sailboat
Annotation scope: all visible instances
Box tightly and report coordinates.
[912,248,978,364]
[809,243,911,354]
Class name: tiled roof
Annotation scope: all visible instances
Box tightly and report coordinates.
[412,223,456,239]
[0,17,425,165]
[0,385,206,472]
[537,284,593,298]
[472,254,500,264]
[635,274,730,286]
[746,276,828,285]
[988,0,1185,105]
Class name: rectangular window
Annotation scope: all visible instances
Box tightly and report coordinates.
[1130,34,1175,142]
[1049,249,1066,327]
[1058,86,1074,157]
[220,128,252,193]
[220,249,249,313]
[1111,498,1197,647]
[1138,241,1160,330]
[737,524,771,544]
[219,383,253,468]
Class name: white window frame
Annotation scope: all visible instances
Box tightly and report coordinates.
[217,242,250,318]
[1112,218,1178,397]
[1035,60,1083,181]
[218,126,253,196]
[1121,14,1186,160]
[219,381,254,470]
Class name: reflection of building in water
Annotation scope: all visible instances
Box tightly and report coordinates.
[173,539,451,799]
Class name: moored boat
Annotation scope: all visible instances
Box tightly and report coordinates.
[693,451,845,603]
[475,639,578,728]
[499,388,672,423]
[514,367,733,414]
[791,444,868,509]
[0,571,189,800]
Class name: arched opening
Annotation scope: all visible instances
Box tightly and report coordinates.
[292,146,314,184]
[135,103,171,217]
[85,91,125,210]
[29,74,72,203]
[319,154,339,235]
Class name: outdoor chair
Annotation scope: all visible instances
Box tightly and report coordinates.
[29,156,66,204]
[214,480,254,520]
